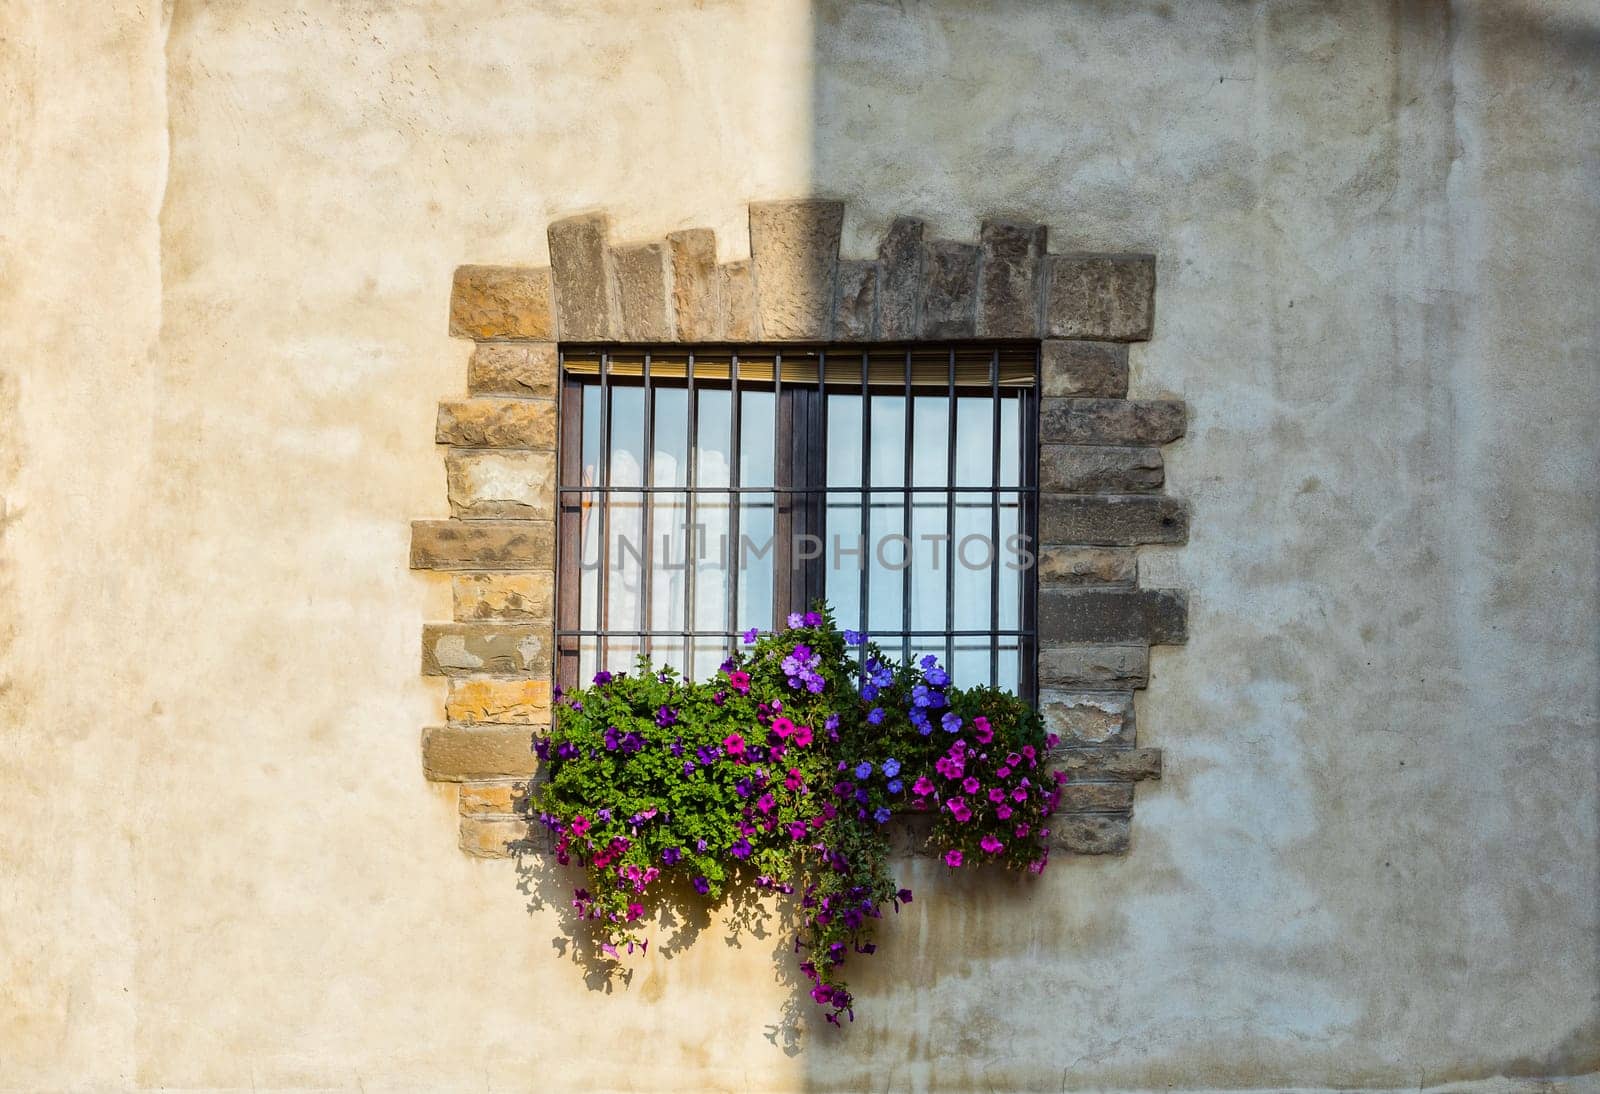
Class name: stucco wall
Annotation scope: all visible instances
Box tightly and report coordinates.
[1,1,1595,1091]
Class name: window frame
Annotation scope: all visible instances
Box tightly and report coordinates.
[554,343,1040,698]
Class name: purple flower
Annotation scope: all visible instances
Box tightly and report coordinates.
[786,612,804,628]
[882,758,901,778]
[730,838,752,860]
[656,705,677,728]
[621,731,645,754]
[593,670,613,685]
[662,846,682,865]
[941,712,963,734]
[844,630,865,646]
[854,761,873,779]
[682,760,696,776]
[887,778,903,794]
[603,726,622,751]
[803,611,823,626]
[873,806,891,824]
[743,627,760,644]
[866,707,885,724]
[736,779,752,798]
[693,876,710,894]
[696,838,708,852]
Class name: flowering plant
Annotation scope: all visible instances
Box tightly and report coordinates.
[530,607,1063,1024]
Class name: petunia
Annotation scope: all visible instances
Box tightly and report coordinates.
[943,849,963,868]
[980,834,1004,854]
[804,611,823,626]
[912,775,936,796]
[873,806,891,824]
[961,776,980,795]
[844,629,865,645]
[786,612,805,628]
[946,797,972,823]
[988,787,1006,803]
[866,706,885,724]
[972,716,994,744]
[886,778,903,794]
[784,768,804,790]
[996,765,1011,778]
[723,733,747,757]
[1012,787,1028,802]
[569,814,591,836]
[996,804,1013,820]
[941,712,963,734]
[788,821,807,840]
[727,670,752,694]
[771,716,795,738]
[854,761,873,779]
[756,793,776,814]
[1014,823,1030,838]
[791,724,814,747]
[730,837,752,859]
[693,876,710,894]
[593,670,613,685]
[662,846,681,865]
[882,758,901,778]
[926,666,950,688]
[743,627,760,644]
[627,903,645,921]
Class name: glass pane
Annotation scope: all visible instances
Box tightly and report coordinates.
[577,637,598,687]
[653,387,688,488]
[911,394,949,487]
[998,395,1020,487]
[867,394,904,488]
[650,495,687,632]
[994,643,1020,695]
[736,492,775,633]
[909,496,947,632]
[867,499,905,633]
[692,637,730,682]
[826,393,863,488]
[952,640,993,690]
[695,490,731,634]
[697,388,733,489]
[609,387,645,487]
[955,394,996,487]
[740,390,775,487]
[998,491,1021,631]
[577,491,601,633]
[605,636,641,677]
[607,491,645,632]
[952,491,994,631]
[651,637,687,678]
[824,491,864,632]
[581,385,601,489]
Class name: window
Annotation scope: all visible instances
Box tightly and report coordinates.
[555,345,1039,696]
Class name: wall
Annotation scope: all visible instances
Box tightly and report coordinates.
[0,1,1594,1091]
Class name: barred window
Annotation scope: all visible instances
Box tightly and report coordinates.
[555,345,1038,695]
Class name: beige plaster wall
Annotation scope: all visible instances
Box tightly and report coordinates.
[1,1,1595,1091]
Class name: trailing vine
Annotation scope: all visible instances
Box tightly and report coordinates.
[529,607,1063,1024]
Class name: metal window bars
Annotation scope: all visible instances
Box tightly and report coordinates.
[555,343,1039,697]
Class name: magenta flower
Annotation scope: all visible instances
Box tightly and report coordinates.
[988,787,1006,803]
[570,814,591,836]
[912,775,936,797]
[791,724,814,747]
[723,733,747,757]
[943,849,963,868]
[784,767,805,790]
[1011,786,1028,802]
[1014,822,1030,838]
[980,834,1004,854]
[626,902,645,921]
[728,670,752,694]
[756,793,776,814]
[996,804,1013,820]
[946,797,972,823]
[972,715,993,744]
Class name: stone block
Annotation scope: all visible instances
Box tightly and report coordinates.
[1056,783,1135,813]
[1038,643,1149,689]
[422,724,538,781]
[749,200,843,339]
[717,260,757,341]
[1038,588,1188,645]
[918,240,979,338]
[1041,340,1129,398]
[459,815,530,857]
[1040,398,1186,446]
[611,241,672,341]
[1039,494,1189,546]
[1045,253,1155,341]
[436,398,557,449]
[1038,689,1135,746]
[667,228,719,341]
[445,449,556,520]
[1051,813,1132,854]
[876,216,924,339]
[548,213,613,341]
[448,265,555,340]
[1047,747,1163,782]
[452,572,554,621]
[1040,445,1164,493]
[467,342,558,398]
[446,678,553,725]
[835,260,878,340]
[410,520,555,571]
[421,622,554,677]
[978,220,1046,337]
[1037,546,1137,587]
[459,781,526,815]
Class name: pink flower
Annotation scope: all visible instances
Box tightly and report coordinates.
[784,768,805,790]
[771,716,795,738]
[1045,733,1061,749]
[570,814,591,836]
[791,724,814,747]
[788,821,807,840]
[996,804,1013,820]
[980,834,1004,854]
[1015,822,1030,837]
[1021,744,1036,762]
[988,787,1006,803]
[723,733,746,757]
[995,765,1011,779]
[946,797,972,823]
[756,793,776,814]
[626,902,645,921]
[727,670,751,694]
[972,716,993,744]
[943,849,963,868]
[912,775,936,796]
[961,776,980,794]
[1005,752,1021,768]
[1011,787,1028,802]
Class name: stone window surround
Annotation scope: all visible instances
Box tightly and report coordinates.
[410,199,1188,859]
